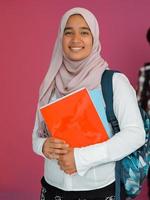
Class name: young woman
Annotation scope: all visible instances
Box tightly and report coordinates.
[32,7,145,200]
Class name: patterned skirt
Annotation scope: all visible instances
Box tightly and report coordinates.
[40,177,126,200]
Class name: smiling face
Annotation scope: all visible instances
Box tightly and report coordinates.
[62,14,93,61]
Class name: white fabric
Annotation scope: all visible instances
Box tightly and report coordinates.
[32,73,145,191]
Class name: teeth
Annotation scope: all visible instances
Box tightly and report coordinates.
[70,47,83,51]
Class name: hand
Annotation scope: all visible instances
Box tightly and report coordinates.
[42,137,69,160]
[58,148,77,175]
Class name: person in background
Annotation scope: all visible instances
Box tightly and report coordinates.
[137,28,150,116]
[136,27,150,199]
[32,7,145,200]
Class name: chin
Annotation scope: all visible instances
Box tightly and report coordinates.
[68,55,88,61]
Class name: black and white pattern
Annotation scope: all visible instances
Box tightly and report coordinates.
[40,187,47,200]
[105,196,115,200]
[40,187,115,200]
[137,64,150,115]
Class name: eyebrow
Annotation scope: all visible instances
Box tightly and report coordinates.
[64,27,91,31]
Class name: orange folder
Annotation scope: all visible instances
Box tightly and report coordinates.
[40,88,109,148]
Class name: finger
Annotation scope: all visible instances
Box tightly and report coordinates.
[65,168,77,174]
[44,148,60,159]
[50,137,67,144]
[53,148,69,154]
[47,144,69,152]
[50,142,69,149]
[44,152,49,159]
[58,160,65,171]
[48,153,60,160]
[57,160,67,170]
[57,160,65,167]
[64,169,76,175]
[58,161,70,169]
[46,147,69,156]
[49,137,70,147]
[58,155,64,161]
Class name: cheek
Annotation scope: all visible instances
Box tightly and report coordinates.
[85,34,93,46]
[87,39,93,53]
[62,39,65,52]
[62,37,68,52]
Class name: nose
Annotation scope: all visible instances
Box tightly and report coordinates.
[71,33,81,43]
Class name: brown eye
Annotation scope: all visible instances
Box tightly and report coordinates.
[80,29,91,37]
[81,31,89,35]
[64,31,73,36]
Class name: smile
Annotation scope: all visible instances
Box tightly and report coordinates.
[69,47,84,52]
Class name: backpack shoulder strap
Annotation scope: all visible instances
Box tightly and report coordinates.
[101,70,120,134]
[101,70,121,200]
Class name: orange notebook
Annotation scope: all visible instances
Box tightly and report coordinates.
[40,88,109,148]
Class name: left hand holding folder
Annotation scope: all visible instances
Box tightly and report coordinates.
[42,137,70,159]
[58,148,77,175]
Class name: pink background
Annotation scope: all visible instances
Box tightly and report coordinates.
[0,0,149,199]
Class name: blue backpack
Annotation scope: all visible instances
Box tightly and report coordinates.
[101,70,150,200]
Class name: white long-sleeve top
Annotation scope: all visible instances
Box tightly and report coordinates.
[32,73,145,191]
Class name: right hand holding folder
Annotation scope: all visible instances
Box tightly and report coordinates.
[58,148,77,175]
[42,137,70,159]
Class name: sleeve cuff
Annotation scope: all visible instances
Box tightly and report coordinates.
[74,142,108,176]
[33,137,47,158]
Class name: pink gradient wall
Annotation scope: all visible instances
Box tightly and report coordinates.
[0,1,149,199]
